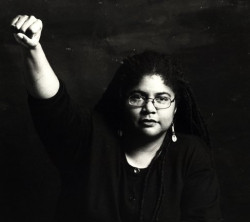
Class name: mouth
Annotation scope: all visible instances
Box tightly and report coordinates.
[139,119,158,127]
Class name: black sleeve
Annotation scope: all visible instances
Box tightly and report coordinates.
[180,138,222,222]
[28,81,92,170]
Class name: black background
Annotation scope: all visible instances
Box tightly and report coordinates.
[0,0,250,221]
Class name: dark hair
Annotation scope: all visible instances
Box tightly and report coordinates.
[96,50,210,145]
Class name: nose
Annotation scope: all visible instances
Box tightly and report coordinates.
[142,99,156,113]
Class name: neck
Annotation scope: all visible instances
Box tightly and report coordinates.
[122,132,166,168]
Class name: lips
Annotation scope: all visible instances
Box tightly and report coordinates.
[139,119,158,127]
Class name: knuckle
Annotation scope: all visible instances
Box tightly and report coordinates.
[29,26,35,33]
[37,19,43,28]
[14,15,22,22]
[29,15,36,20]
[29,24,40,33]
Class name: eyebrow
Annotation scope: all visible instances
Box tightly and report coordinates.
[129,90,172,98]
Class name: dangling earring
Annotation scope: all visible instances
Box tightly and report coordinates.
[171,123,177,142]
[117,129,123,137]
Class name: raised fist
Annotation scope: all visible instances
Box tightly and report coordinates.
[11,15,43,48]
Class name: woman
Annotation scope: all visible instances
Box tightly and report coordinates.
[11,15,222,222]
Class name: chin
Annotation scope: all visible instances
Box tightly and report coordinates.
[139,128,166,138]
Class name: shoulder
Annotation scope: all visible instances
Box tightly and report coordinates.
[167,133,213,171]
[170,133,210,155]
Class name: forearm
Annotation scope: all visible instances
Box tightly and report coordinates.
[11,15,59,99]
[23,43,59,99]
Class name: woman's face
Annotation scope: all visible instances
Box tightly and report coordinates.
[124,74,176,138]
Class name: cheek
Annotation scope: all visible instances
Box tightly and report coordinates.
[124,106,140,124]
[159,110,175,128]
[129,110,141,123]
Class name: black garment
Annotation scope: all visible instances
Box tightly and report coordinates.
[28,82,222,222]
[120,156,149,222]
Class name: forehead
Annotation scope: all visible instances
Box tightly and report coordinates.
[130,74,175,97]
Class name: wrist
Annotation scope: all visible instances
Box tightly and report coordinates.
[22,43,42,56]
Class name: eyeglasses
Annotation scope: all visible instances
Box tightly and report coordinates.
[128,93,175,109]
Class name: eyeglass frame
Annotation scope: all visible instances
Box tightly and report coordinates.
[127,93,175,109]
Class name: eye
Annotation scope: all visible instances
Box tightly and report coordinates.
[128,93,146,106]
[129,93,144,101]
[155,96,170,104]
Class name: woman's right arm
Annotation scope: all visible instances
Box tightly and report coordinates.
[11,15,92,169]
[11,15,60,99]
